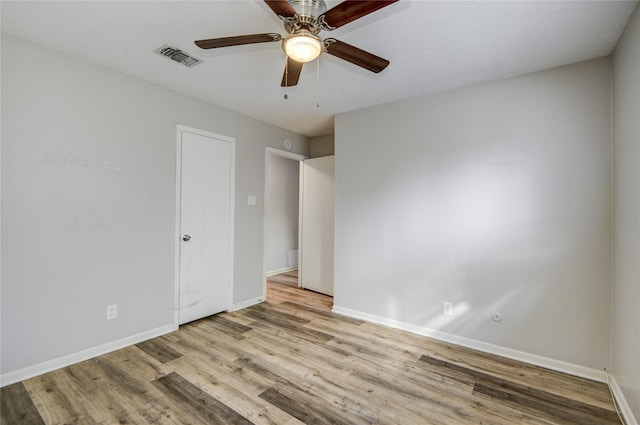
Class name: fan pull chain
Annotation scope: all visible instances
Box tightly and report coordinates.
[316,56,320,108]
[284,52,289,100]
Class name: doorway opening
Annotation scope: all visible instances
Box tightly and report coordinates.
[263,148,305,299]
[263,148,335,310]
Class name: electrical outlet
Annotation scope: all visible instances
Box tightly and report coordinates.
[106,304,118,320]
[443,301,453,317]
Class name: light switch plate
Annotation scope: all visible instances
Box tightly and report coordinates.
[248,195,256,206]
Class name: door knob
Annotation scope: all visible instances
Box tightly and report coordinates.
[182,234,191,242]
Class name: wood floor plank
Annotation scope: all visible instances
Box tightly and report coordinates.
[135,337,183,364]
[473,382,619,425]
[171,355,301,425]
[244,303,311,325]
[244,318,351,367]
[106,344,172,382]
[235,328,453,425]
[206,315,254,340]
[23,371,91,424]
[266,275,298,287]
[341,354,503,425]
[25,363,139,425]
[97,347,208,424]
[269,288,332,310]
[421,354,619,424]
[168,332,275,394]
[359,319,616,412]
[0,382,45,425]
[240,306,337,346]
[176,320,245,364]
[266,280,333,311]
[88,355,191,425]
[236,322,360,403]
[1,271,622,425]
[260,386,368,425]
[152,372,253,424]
[248,318,335,346]
[249,347,395,425]
[268,300,365,326]
[214,309,259,326]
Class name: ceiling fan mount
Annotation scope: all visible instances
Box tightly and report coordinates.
[281,0,328,34]
[194,0,398,87]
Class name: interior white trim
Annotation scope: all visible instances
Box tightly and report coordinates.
[175,124,236,327]
[297,160,304,290]
[229,296,265,312]
[332,305,608,383]
[609,373,639,425]
[0,324,175,388]
[265,146,308,161]
[262,147,308,301]
[174,126,183,328]
[266,266,298,277]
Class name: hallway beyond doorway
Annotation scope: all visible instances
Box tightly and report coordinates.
[267,269,333,311]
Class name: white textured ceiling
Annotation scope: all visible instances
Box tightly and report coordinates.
[1,1,637,136]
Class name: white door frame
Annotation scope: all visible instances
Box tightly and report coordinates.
[174,124,236,328]
[263,147,307,300]
[299,155,335,296]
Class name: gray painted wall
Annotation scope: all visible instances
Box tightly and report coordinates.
[1,35,308,377]
[265,153,300,273]
[612,4,640,422]
[334,58,612,371]
[309,134,335,158]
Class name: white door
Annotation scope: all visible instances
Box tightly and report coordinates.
[178,127,234,325]
[300,156,334,296]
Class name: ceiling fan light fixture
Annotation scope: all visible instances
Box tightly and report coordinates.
[283,31,323,63]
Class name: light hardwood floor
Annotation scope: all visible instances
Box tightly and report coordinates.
[1,270,621,424]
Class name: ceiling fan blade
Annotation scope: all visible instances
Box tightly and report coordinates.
[264,0,297,18]
[281,57,304,87]
[319,0,399,29]
[195,33,281,49]
[324,38,389,73]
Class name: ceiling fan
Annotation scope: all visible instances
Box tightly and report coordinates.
[194,0,399,87]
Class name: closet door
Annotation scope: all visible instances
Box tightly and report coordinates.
[300,156,334,296]
[177,126,234,324]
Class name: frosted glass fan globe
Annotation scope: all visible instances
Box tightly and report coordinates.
[283,32,323,63]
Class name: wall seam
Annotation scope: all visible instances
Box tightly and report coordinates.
[609,54,616,374]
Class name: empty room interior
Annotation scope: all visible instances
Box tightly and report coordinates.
[1,1,639,424]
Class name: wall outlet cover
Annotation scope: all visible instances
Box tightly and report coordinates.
[106,304,118,320]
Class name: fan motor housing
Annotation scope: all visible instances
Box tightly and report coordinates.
[284,0,328,34]
[288,0,327,18]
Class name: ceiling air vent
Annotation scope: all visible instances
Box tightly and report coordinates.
[156,44,202,68]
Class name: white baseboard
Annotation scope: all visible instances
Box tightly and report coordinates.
[332,305,607,383]
[266,267,297,277]
[229,296,264,312]
[609,373,639,425]
[0,323,176,388]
